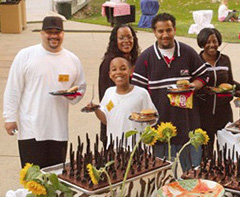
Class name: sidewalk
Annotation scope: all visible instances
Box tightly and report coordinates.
[0,20,240,195]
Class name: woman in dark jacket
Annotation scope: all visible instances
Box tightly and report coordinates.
[197,28,240,159]
[98,24,140,142]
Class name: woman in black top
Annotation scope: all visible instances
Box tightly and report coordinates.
[197,28,240,159]
[98,24,140,142]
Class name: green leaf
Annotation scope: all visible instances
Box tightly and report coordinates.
[58,182,73,193]
[65,191,75,197]
[46,184,57,197]
[105,160,114,168]
[125,130,138,138]
[26,194,35,197]
[25,166,42,181]
[49,173,59,187]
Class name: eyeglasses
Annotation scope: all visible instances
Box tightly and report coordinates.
[117,35,134,41]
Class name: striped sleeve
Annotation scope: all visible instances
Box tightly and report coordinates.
[132,54,149,90]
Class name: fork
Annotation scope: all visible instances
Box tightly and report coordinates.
[90,84,94,104]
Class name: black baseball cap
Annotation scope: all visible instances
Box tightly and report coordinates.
[42,16,63,31]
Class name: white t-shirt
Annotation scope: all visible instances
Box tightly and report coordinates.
[159,47,175,59]
[218,4,228,21]
[100,86,157,148]
[3,44,86,141]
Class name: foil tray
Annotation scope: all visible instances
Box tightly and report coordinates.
[41,160,172,195]
[181,167,240,195]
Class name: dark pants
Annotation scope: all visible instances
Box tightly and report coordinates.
[18,139,67,169]
[224,11,238,21]
[154,143,202,172]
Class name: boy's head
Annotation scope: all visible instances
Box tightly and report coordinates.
[109,57,132,86]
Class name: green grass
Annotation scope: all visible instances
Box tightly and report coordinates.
[72,0,240,43]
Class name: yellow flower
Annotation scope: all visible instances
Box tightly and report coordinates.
[141,127,159,146]
[26,181,47,195]
[189,128,209,150]
[194,128,209,145]
[20,163,33,187]
[87,164,100,185]
[157,122,177,141]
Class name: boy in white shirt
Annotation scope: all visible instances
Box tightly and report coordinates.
[87,57,157,148]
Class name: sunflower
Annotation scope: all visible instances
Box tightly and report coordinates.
[20,163,33,187]
[141,127,159,146]
[87,164,101,185]
[157,122,177,141]
[26,181,47,195]
[193,128,209,145]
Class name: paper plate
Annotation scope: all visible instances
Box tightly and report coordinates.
[167,88,194,93]
[158,179,225,197]
[49,91,82,96]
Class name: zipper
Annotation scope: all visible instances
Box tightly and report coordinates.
[211,54,221,115]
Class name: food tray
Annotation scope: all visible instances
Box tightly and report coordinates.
[41,160,172,195]
[181,167,240,195]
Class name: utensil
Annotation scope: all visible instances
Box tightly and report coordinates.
[90,84,94,104]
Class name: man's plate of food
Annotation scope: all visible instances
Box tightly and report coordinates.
[167,79,194,93]
[158,179,225,197]
[49,86,82,96]
[129,109,158,123]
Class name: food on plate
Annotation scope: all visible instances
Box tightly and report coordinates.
[218,83,233,91]
[131,112,140,120]
[176,79,190,89]
[130,109,157,121]
[210,87,222,92]
[140,109,157,119]
[67,86,79,93]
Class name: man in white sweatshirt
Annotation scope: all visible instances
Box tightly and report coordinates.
[3,16,86,168]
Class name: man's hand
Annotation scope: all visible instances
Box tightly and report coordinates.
[190,80,204,90]
[5,122,18,136]
[64,95,76,100]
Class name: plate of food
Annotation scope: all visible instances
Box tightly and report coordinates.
[81,105,100,113]
[158,179,225,197]
[209,83,235,94]
[129,109,158,123]
[49,86,82,96]
[167,79,194,93]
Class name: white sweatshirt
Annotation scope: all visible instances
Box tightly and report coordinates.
[3,44,86,141]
